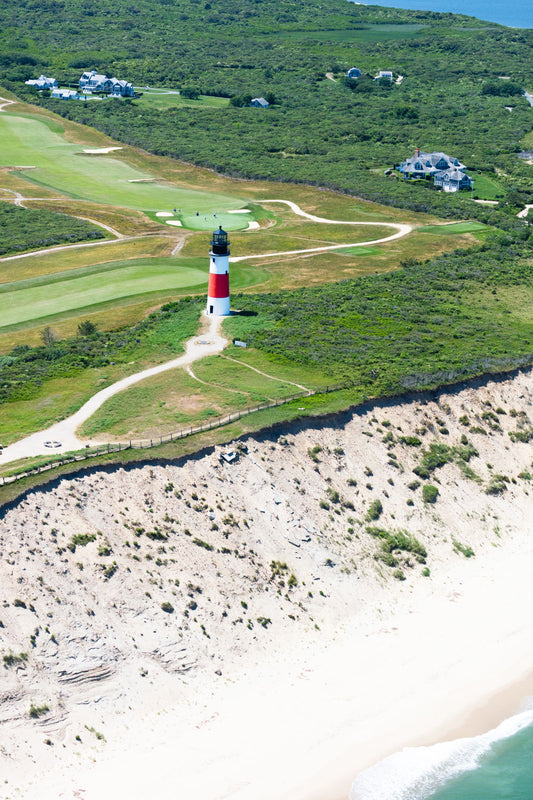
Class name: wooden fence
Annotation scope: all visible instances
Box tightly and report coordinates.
[1,386,340,486]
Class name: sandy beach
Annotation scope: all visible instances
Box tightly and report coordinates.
[0,369,532,800]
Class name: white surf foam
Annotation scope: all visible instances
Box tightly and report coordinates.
[349,702,533,800]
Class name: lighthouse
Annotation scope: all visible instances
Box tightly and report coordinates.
[206,226,230,316]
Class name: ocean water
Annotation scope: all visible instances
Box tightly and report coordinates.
[349,703,533,800]
[358,0,533,28]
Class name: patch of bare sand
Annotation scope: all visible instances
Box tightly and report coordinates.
[0,369,532,800]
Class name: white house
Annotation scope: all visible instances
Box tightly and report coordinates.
[375,70,393,81]
[25,74,58,89]
[79,70,134,96]
[250,97,269,108]
[51,88,82,100]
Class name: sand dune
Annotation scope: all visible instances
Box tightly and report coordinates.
[0,369,532,800]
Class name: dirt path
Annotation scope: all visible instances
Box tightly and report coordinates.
[0,315,227,464]
[220,354,311,393]
[0,95,15,111]
[229,199,412,262]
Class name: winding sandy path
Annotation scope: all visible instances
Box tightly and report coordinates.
[0,316,227,464]
[0,108,414,463]
[229,199,412,262]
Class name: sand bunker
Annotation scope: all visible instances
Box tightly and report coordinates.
[247,221,260,230]
[156,211,174,218]
[128,178,156,183]
[82,146,123,154]
[166,220,182,227]
[227,209,251,213]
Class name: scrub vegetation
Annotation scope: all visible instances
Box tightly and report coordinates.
[0,202,104,256]
[0,0,532,447]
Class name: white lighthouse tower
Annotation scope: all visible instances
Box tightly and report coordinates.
[206,226,230,316]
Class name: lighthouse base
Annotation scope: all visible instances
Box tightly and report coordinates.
[206,296,230,316]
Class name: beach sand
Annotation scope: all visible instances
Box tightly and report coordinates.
[0,370,531,800]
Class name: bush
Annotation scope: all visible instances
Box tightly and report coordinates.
[366,499,383,521]
[422,484,439,503]
[29,704,49,719]
[161,602,174,613]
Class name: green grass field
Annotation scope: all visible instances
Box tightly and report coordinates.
[417,221,489,235]
[0,257,270,333]
[77,346,330,440]
[0,111,253,229]
[470,173,505,201]
[135,90,230,110]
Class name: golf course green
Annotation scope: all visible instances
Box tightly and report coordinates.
[0,112,254,230]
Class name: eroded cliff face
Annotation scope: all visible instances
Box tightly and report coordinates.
[0,371,531,778]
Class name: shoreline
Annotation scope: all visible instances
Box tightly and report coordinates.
[1,370,532,800]
[291,543,533,800]
[11,534,533,800]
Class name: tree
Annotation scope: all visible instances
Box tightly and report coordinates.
[77,320,98,336]
[40,326,58,346]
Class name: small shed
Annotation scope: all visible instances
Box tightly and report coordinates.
[250,97,269,108]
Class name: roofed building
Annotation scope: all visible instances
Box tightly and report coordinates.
[250,97,269,108]
[398,148,473,193]
[25,74,58,89]
[79,70,134,96]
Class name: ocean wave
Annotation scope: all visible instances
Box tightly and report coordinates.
[349,702,533,800]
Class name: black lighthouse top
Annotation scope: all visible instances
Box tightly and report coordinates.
[210,225,230,256]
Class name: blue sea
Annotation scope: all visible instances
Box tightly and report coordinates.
[349,702,533,800]
[360,0,533,28]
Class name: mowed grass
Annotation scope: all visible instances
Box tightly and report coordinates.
[0,111,253,229]
[470,173,505,201]
[0,257,271,334]
[416,221,489,235]
[135,90,230,110]
[78,347,327,440]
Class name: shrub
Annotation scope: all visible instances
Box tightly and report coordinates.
[193,538,214,551]
[422,484,439,503]
[453,540,474,558]
[366,499,383,521]
[68,533,96,552]
[161,602,174,613]
[307,445,322,462]
[400,435,422,447]
[146,530,168,541]
[29,704,49,719]
[3,651,28,668]
[486,474,509,495]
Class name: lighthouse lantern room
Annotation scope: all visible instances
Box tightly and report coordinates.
[206,226,230,316]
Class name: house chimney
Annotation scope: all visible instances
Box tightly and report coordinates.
[415,147,420,157]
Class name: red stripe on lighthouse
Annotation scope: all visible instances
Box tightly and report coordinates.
[208,272,229,298]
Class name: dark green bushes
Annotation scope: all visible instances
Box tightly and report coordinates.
[0,202,104,256]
